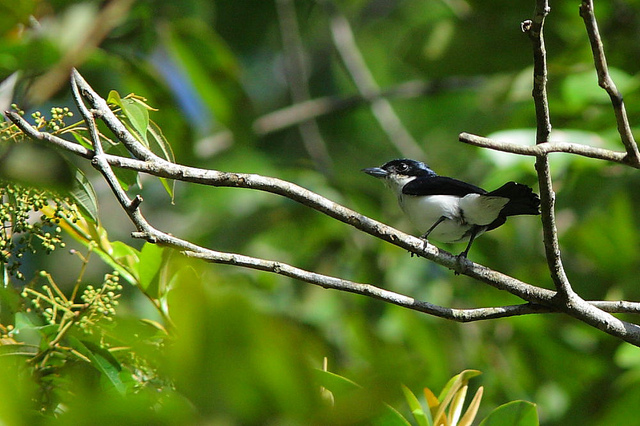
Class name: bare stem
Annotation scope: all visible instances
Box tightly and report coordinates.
[275,0,332,172]
[580,0,640,165]
[524,1,573,298]
[458,132,633,166]
[321,0,425,159]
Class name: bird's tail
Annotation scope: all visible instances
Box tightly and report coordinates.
[487,182,540,216]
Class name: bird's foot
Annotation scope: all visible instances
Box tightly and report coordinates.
[420,237,429,250]
[410,237,429,257]
[409,236,429,257]
[453,252,470,275]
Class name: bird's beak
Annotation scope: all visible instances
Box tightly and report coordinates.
[362,167,388,178]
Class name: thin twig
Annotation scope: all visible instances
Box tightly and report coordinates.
[25,0,135,106]
[72,72,136,212]
[254,78,480,136]
[580,0,640,165]
[458,132,633,166]
[519,1,640,342]
[71,69,159,162]
[321,0,425,159]
[525,3,551,145]
[276,0,333,172]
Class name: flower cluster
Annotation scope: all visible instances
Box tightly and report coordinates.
[21,271,122,336]
[31,107,74,133]
[78,272,123,332]
[1,184,78,280]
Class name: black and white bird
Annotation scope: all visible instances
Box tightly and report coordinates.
[363,159,540,258]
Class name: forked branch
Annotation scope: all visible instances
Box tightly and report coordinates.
[7,66,640,344]
[459,0,640,342]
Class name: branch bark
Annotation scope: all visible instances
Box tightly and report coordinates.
[7,68,640,345]
[580,0,640,165]
[455,1,640,344]
[458,132,634,167]
[524,0,573,298]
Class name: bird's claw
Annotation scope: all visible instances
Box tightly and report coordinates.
[453,252,470,275]
[409,237,430,258]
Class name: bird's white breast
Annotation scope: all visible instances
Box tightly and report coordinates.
[399,194,472,243]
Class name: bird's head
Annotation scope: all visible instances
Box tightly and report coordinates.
[362,159,436,191]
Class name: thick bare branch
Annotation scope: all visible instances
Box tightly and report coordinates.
[62,84,639,324]
[7,109,555,306]
[62,79,564,323]
[524,1,573,299]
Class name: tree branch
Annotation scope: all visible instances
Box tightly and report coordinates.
[458,132,634,167]
[62,74,568,323]
[524,1,573,299]
[8,69,640,345]
[320,0,425,159]
[62,75,640,324]
[255,78,481,136]
[454,1,640,344]
[7,107,552,306]
[275,0,332,172]
[580,0,640,165]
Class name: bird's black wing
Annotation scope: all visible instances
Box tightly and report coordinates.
[402,176,487,197]
[487,182,540,216]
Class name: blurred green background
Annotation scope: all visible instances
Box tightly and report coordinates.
[2,0,640,424]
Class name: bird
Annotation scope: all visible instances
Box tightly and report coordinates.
[362,159,540,259]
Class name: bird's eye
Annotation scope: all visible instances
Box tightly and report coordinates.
[398,163,409,172]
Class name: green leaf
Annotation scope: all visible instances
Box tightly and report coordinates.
[402,384,431,426]
[107,90,123,108]
[13,312,55,345]
[108,90,150,145]
[148,120,175,201]
[67,337,130,395]
[69,167,99,224]
[108,241,141,285]
[434,370,482,425]
[372,405,413,426]
[121,98,150,145]
[479,401,539,426]
[438,370,481,402]
[137,242,165,297]
[148,119,174,163]
[313,370,412,426]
